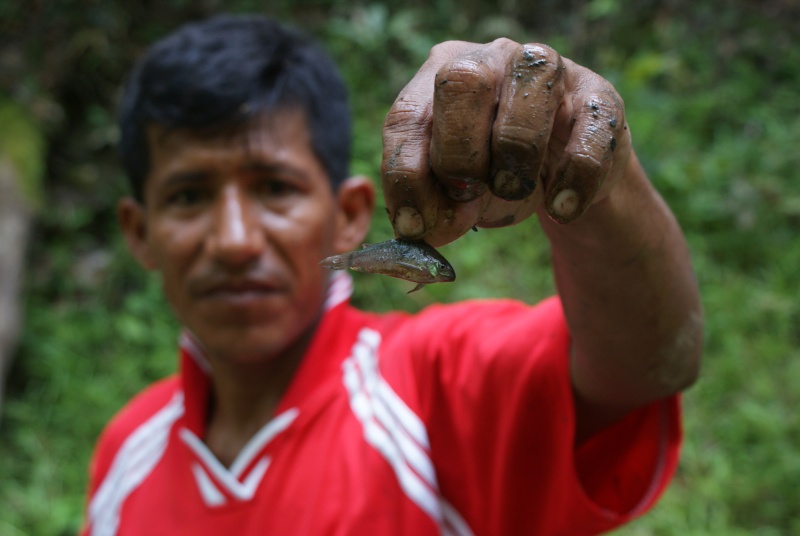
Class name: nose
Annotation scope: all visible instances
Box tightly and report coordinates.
[207,186,265,266]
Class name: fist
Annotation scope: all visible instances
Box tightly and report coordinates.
[381,38,631,247]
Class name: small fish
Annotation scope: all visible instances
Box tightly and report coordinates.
[320,238,456,293]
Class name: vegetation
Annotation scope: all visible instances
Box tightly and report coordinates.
[1,1,798,534]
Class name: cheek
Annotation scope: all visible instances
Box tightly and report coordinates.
[147,225,200,287]
[288,226,331,277]
[285,200,338,250]
[150,234,187,271]
[283,210,338,285]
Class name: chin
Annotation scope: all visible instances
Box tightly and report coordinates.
[182,294,322,364]
[197,323,302,364]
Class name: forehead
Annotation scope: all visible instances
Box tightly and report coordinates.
[145,108,324,178]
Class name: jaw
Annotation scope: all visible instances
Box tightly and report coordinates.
[181,278,328,367]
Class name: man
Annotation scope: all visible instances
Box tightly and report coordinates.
[81,13,703,536]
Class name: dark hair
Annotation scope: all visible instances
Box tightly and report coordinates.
[118,14,351,200]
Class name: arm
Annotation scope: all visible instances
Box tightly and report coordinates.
[381,39,703,443]
[540,151,702,442]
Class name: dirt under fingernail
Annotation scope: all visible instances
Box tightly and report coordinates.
[492,170,533,200]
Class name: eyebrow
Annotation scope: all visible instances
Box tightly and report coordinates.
[239,161,311,183]
[154,160,313,192]
[159,170,211,190]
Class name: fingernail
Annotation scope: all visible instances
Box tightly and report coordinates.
[492,170,535,201]
[394,206,425,238]
[550,188,580,221]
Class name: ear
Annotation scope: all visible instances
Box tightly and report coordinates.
[333,175,375,253]
[118,197,157,270]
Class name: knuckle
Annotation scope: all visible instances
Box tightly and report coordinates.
[436,56,495,94]
[518,43,562,69]
[602,85,624,110]
[580,83,625,117]
[427,40,476,63]
[384,99,431,130]
[428,40,458,57]
[494,126,543,157]
[508,45,565,94]
[490,37,517,48]
[580,93,615,114]
[575,126,617,162]
[576,93,624,143]
[381,138,428,175]
[427,41,453,61]
[570,151,604,174]
[521,42,560,61]
[383,100,431,142]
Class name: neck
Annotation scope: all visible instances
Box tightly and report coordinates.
[203,320,318,467]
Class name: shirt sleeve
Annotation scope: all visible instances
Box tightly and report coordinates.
[387,296,682,536]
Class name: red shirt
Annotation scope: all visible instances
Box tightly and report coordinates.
[82,279,681,535]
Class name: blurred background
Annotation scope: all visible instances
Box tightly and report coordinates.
[0,1,798,534]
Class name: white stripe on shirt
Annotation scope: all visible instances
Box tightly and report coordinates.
[88,392,184,536]
[342,327,474,536]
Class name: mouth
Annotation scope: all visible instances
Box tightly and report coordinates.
[195,279,283,304]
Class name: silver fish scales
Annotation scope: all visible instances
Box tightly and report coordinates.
[320,239,455,293]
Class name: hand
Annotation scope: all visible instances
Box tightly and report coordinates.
[381,38,631,247]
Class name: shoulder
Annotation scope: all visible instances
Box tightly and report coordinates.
[412,295,562,329]
[103,376,181,438]
[383,295,567,358]
[88,377,182,487]
[372,296,571,409]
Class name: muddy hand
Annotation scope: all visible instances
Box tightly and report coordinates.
[381,39,631,247]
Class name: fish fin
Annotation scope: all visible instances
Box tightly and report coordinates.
[407,282,426,294]
[472,225,478,232]
[361,243,371,248]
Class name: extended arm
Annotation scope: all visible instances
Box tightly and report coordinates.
[381,39,703,442]
[540,151,702,442]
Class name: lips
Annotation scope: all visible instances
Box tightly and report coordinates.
[192,276,284,304]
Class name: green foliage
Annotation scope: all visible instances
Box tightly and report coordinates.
[1,1,799,534]
[0,98,45,207]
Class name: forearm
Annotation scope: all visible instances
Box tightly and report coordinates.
[538,152,703,411]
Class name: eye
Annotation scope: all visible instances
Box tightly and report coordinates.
[256,178,300,199]
[167,187,211,207]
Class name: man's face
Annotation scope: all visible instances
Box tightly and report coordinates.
[121,109,358,363]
